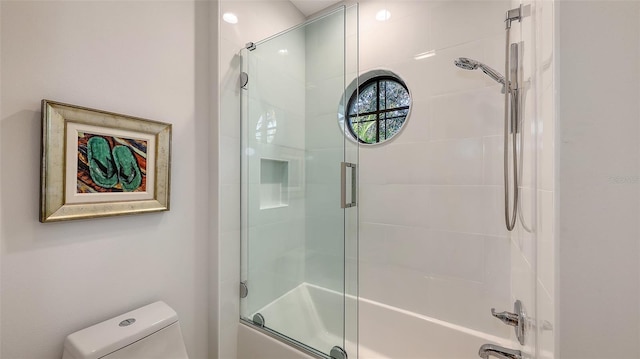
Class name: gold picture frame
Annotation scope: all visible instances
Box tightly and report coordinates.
[40,100,171,222]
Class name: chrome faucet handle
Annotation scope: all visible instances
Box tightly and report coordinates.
[478,344,522,359]
[490,300,526,345]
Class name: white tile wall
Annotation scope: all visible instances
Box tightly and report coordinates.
[357,0,515,337]
[429,1,510,50]
[356,0,554,354]
[429,86,504,141]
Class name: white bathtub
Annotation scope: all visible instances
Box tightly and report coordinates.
[252,283,517,359]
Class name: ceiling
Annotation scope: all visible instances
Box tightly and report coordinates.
[290,0,343,17]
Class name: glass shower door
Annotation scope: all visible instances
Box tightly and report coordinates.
[240,6,358,358]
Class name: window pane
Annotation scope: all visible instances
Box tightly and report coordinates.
[386,117,406,138]
[350,82,378,115]
[384,80,410,109]
[351,119,377,144]
[345,73,411,144]
[379,80,386,110]
[348,99,358,116]
[363,121,377,144]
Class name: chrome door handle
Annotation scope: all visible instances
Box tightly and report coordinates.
[491,300,526,345]
[340,162,356,208]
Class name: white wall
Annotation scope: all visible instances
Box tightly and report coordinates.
[0,1,4,355]
[558,1,640,358]
[0,1,212,358]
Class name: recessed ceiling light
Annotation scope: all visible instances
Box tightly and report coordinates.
[223,12,238,24]
[278,49,288,55]
[376,9,391,21]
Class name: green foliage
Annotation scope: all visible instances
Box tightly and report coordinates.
[352,120,377,144]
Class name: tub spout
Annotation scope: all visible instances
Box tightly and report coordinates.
[478,344,522,359]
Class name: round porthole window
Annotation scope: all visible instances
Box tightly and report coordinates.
[339,70,412,145]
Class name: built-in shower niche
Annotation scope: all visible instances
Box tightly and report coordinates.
[260,158,289,210]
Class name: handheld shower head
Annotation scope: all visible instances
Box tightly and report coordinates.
[454,57,479,70]
[454,57,506,87]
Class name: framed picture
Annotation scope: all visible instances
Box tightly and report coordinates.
[40,100,171,222]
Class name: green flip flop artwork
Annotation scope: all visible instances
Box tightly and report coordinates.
[87,136,119,188]
[86,136,143,192]
[112,145,142,191]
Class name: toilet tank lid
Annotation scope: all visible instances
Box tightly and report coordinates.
[63,301,179,359]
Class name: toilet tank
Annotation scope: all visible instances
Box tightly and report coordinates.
[62,301,189,359]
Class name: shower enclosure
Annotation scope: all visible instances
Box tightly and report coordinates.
[231,0,553,358]
[239,6,359,358]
